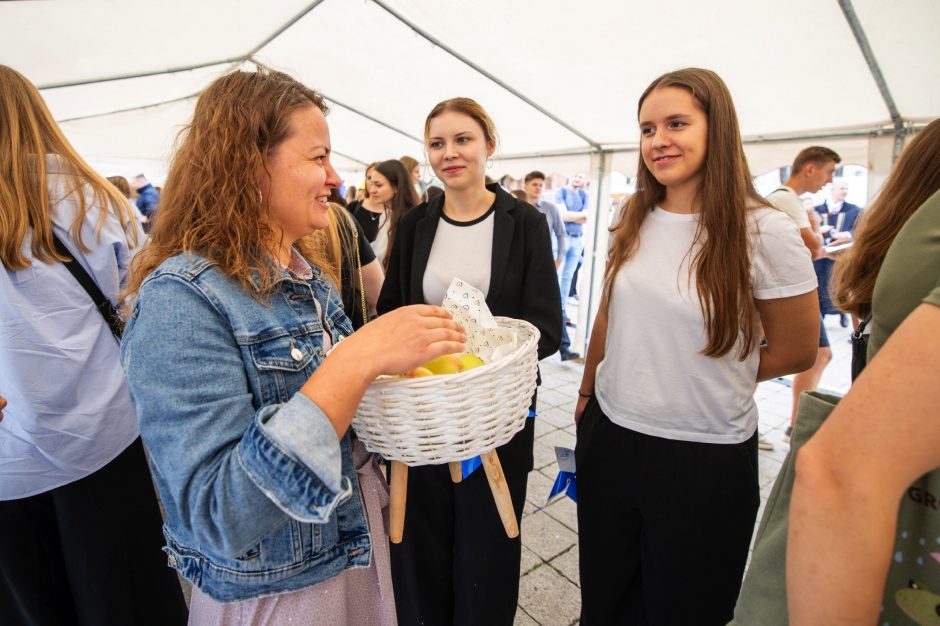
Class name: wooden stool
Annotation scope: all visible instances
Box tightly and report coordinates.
[388,451,519,544]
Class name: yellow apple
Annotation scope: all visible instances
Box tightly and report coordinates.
[458,354,485,371]
[403,366,433,378]
[421,354,463,375]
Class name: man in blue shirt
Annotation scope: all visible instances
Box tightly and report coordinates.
[554,173,589,361]
[133,174,160,230]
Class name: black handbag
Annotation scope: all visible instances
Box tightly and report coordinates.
[51,233,125,339]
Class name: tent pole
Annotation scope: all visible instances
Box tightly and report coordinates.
[837,0,906,161]
[487,122,930,165]
[244,0,328,57]
[37,60,241,91]
[578,149,612,359]
[38,0,329,91]
[368,0,600,151]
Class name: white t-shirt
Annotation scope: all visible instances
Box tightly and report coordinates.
[766,186,810,228]
[370,212,390,267]
[422,209,494,306]
[595,206,817,444]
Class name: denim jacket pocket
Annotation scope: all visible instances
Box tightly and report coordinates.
[248,333,321,405]
[165,518,310,577]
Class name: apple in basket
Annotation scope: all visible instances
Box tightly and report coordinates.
[415,353,485,376]
[401,366,433,378]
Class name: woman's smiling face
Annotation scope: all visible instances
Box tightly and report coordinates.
[639,86,708,196]
[261,104,340,245]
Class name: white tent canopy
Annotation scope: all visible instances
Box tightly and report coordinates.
[3,0,937,180]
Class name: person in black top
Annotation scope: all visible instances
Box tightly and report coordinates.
[378,97,562,626]
[347,162,381,238]
[353,159,419,270]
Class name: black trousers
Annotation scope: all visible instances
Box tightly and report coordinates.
[576,397,759,626]
[390,419,534,626]
[0,438,188,626]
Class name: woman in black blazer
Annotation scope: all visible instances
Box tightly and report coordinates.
[378,97,561,626]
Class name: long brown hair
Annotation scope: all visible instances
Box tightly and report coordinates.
[126,67,333,299]
[0,64,137,271]
[606,68,765,360]
[373,159,419,271]
[831,118,940,318]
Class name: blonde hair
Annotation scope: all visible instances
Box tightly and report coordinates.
[399,155,419,174]
[0,64,137,271]
[126,67,334,300]
[298,203,353,290]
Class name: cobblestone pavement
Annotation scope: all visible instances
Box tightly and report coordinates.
[513,314,854,625]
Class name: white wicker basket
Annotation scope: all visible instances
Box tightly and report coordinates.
[353,317,540,466]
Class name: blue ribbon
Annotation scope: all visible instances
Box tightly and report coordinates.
[546,470,577,504]
[461,409,536,480]
[460,455,482,479]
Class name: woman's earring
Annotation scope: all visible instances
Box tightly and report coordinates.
[486,157,494,170]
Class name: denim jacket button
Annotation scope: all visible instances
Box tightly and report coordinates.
[290,347,303,361]
[167,554,178,567]
[348,547,365,558]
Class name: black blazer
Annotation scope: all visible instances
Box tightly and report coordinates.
[378,183,562,362]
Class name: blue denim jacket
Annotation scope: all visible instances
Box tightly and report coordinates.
[121,253,370,602]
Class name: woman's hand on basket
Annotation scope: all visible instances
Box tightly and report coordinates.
[300,305,465,437]
[351,305,466,377]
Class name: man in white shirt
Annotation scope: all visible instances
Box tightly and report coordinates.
[766,146,841,447]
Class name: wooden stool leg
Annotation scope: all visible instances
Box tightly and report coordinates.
[448,461,462,483]
[389,461,408,544]
[480,450,520,538]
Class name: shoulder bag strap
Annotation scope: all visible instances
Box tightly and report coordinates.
[339,210,369,325]
[51,233,124,339]
[353,225,368,325]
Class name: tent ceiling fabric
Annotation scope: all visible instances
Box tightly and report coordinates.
[0,0,314,87]
[852,0,940,121]
[1,0,937,178]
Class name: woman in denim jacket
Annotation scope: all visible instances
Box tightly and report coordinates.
[121,68,465,624]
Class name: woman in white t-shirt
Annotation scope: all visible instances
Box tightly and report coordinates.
[574,68,819,625]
